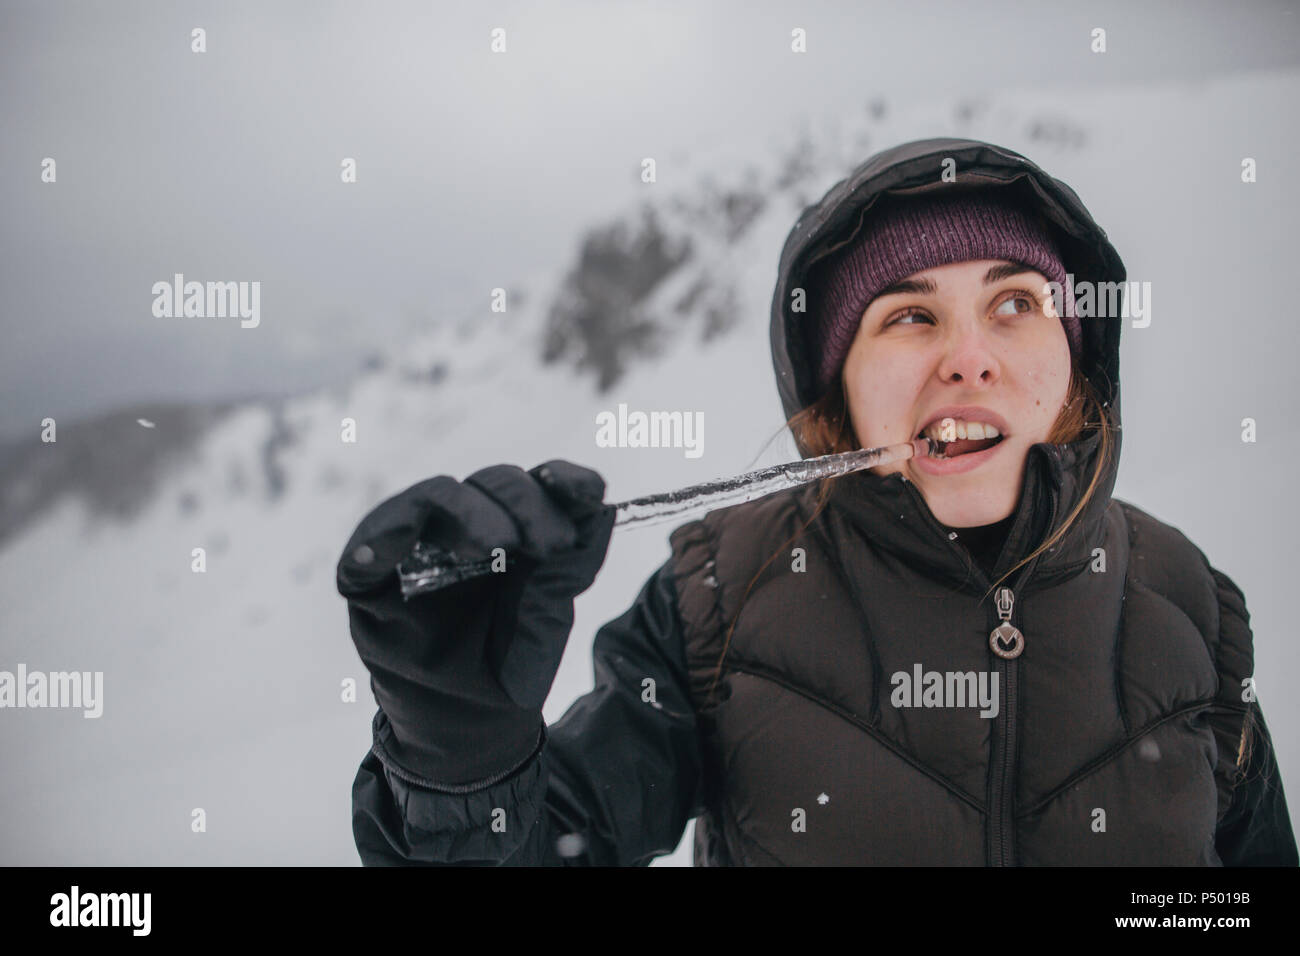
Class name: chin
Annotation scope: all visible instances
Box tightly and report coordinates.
[910,444,1026,527]
[921,480,1019,528]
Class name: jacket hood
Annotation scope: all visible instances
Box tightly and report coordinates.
[770,138,1127,589]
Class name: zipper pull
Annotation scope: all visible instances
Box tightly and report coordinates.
[989,586,1025,659]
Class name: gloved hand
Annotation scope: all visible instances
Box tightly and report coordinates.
[337,460,616,786]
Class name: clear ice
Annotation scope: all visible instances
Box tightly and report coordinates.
[612,439,927,529]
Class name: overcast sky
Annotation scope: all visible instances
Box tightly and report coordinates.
[3,0,1298,444]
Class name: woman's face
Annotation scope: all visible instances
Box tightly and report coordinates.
[841,259,1071,528]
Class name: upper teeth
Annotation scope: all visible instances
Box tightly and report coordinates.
[923,417,1001,441]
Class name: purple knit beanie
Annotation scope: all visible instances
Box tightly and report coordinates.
[810,189,1080,395]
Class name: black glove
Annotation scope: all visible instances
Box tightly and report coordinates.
[337,460,616,785]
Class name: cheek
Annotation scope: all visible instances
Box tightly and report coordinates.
[848,361,900,406]
[848,346,910,396]
[1043,353,1071,396]
[1023,359,1071,422]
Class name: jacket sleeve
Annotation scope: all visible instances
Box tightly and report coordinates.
[1204,562,1298,866]
[350,557,708,865]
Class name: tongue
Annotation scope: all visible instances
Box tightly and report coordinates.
[943,437,1001,457]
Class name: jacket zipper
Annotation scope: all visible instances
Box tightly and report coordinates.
[901,447,1061,866]
[977,561,1039,866]
[994,449,1061,866]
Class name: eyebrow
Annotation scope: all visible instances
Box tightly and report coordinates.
[873,262,1039,298]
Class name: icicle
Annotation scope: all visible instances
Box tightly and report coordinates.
[399,439,934,599]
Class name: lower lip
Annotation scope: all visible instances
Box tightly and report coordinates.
[911,438,1008,476]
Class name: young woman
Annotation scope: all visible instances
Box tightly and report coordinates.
[338,137,1297,866]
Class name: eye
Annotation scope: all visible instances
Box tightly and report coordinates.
[886,309,934,327]
[994,292,1038,316]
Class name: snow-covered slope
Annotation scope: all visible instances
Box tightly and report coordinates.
[2,69,1297,865]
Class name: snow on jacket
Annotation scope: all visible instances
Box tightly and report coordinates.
[350,138,1297,866]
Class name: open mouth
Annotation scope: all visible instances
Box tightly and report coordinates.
[916,431,1006,460]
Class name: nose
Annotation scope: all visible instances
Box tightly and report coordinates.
[936,319,1001,386]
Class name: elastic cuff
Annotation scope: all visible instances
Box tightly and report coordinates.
[371,707,547,794]
[354,727,552,864]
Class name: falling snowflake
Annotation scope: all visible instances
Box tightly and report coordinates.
[1136,739,1161,762]
[555,833,587,858]
[137,418,156,428]
[816,792,829,805]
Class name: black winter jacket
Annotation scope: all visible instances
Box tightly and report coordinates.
[349,138,1297,866]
